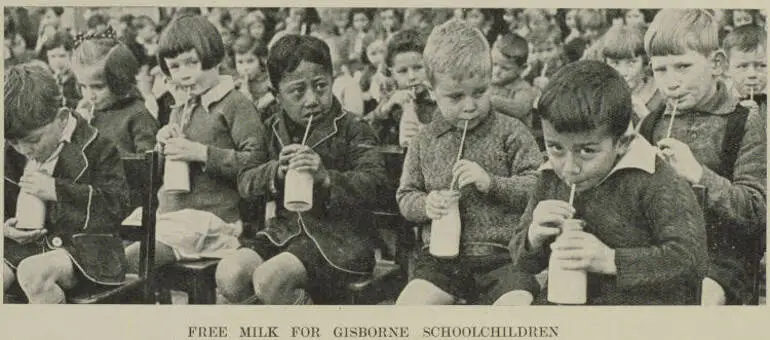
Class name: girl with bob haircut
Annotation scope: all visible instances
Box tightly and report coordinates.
[70,27,159,157]
[124,14,267,275]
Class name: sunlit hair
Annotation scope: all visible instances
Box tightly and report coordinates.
[644,9,720,57]
[71,37,139,95]
[602,26,647,63]
[4,64,63,140]
[537,60,632,139]
[423,19,491,82]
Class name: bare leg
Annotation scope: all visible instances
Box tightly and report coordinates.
[215,248,264,304]
[16,249,79,304]
[395,279,456,305]
[124,241,178,274]
[3,262,15,292]
[251,252,309,305]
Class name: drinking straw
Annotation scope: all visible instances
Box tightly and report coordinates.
[541,61,549,78]
[665,101,678,139]
[568,183,576,207]
[750,87,754,102]
[449,120,470,190]
[301,115,314,146]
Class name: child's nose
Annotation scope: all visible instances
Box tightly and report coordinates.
[563,153,581,176]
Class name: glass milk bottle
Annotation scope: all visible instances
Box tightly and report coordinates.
[163,159,191,193]
[547,219,588,304]
[283,169,314,212]
[16,191,46,230]
[429,190,461,258]
[398,97,420,148]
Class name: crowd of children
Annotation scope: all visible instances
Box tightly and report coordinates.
[3,7,767,306]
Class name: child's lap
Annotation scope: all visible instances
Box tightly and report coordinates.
[242,234,366,303]
[412,247,538,304]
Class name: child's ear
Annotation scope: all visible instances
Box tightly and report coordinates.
[709,49,727,77]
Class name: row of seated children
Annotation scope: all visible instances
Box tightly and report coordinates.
[4,9,765,305]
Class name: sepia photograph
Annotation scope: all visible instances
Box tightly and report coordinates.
[1,2,768,339]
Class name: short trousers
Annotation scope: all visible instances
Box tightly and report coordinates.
[412,246,540,304]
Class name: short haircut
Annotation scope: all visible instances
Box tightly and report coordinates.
[50,7,65,17]
[529,24,563,46]
[384,29,426,68]
[645,9,720,57]
[601,25,647,62]
[38,30,75,62]
[266,34,333,91]
[423,20,491,82]
[537,60,632,139]
[723,24,767,57]
[492,32,528,66]
[157,14,225,76]
[4,64,63,140]
[71,37,140,95]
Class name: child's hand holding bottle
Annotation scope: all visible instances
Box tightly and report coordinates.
[452,160,491,193]
[528,200,574,251]
[425,190,452,221]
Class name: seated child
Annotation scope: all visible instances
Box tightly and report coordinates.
[70,27,159,157]
[396,20,542,305]
[215,34,388,305]
[639,9,766,305]
[511,60,709,305]
[124,14,267,271]
[601,25,664,121]
[231,35,273,112]
[368,29,435,147]
[4,64,131,303]
[38,30,81,110]
[723,24,767,128]
[490,32,539,128]
[524,25,567,92]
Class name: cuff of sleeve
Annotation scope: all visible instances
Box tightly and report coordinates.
[698,165,730,205]
[511,231,548,274]
[612,248,642,289]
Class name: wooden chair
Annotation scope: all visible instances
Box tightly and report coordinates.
[155,199,262,305]
[344,145,414,304]
[67,150,161,304]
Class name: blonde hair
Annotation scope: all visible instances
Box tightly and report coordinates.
[423,20,491,82]
[645,9,720,57]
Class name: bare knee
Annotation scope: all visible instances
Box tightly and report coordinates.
[215,249,263,303]
[3,263,15,292]
[252,252,306,304]
[16,255,60,293]
[396,279,455,305]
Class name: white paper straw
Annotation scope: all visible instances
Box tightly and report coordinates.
[301,115,314,146]
[665,101,678,139]
[568,183,576,207]
[449,120,470,190]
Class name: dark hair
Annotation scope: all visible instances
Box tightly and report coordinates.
[49,7,65,17]
[87,13,110,30]
[38,30,75,62]
[350,8,373,24]
[157,14,225,76]
[723,24,767,56]
[266,34,332,91]
[384,29,426,67]
[4,64,63,140]
[537,60,632,139]
[493,32,528,66]
[133,15,157,30]
[175,7,202,18]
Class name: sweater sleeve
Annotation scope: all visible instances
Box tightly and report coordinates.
[698,110,766,234]
[205,94,270,180]
[487,122,542,213]
[491,87,537,125]
[396,134,430,223]
[613,172,708,289]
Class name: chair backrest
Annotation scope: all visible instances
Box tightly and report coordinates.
[121,150,161,303]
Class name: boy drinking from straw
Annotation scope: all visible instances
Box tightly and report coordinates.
[396,20,542,305]
[215,34,387,305]
[510,60,708,305]
[638,9,766,305]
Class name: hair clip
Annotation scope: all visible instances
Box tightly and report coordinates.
[73,26,116,48]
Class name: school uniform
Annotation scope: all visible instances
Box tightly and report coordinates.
[158,76,267,224]
[511,137,709,305]
[89,88,159,157]
[638,82,767,305]
[397,111,543,303]
[237,99,387,303]
[4,112,131,286]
